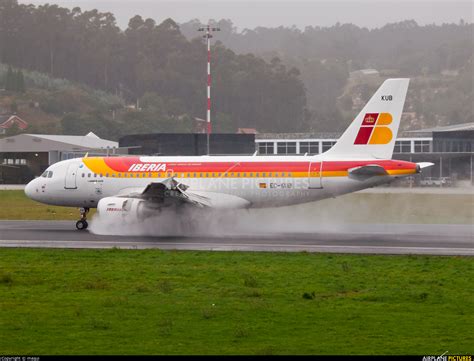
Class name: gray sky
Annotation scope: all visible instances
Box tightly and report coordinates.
[21,0,473,30]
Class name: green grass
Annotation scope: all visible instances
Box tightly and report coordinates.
[0,249,473,355]
[2,190,471,224]
[0,190,95,220]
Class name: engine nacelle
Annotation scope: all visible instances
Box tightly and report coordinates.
[97,196,160,221]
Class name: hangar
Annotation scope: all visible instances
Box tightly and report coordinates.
[120,133,255,156]
[0,132,118,183]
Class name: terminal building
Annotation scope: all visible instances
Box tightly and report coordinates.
[1,123,472,185]
[0,132,118,183]
[256,122,474,185]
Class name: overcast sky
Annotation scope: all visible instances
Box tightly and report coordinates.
[21,0,473,30]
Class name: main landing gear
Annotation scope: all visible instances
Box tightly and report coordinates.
[76,207,89,230]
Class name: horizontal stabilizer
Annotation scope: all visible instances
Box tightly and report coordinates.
[348,164,388,180]
[417,162,435,170]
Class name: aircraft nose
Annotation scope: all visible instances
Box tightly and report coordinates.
[24,179,38,200]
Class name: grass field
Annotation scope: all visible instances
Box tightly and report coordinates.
[0,249,473,355]
[0,190,95,220]
[0,189,472,224]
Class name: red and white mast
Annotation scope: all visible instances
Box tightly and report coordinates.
[198,24,220,155]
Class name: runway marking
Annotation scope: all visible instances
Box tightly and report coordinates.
[1,239,473,255]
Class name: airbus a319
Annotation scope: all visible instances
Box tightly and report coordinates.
[25,79,433,230]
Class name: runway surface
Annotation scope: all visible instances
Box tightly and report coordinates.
[0,220,472,255]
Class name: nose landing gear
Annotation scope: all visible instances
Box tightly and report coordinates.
[76,207,89,230]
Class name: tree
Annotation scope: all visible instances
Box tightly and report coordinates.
[5,66,14,91]
[16,69,25,92]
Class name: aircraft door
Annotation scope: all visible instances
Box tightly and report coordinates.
[64,162,80,189]
[308,161,323,189]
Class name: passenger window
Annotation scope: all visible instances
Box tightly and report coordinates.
[106,173,109,177]
[118,173,122,178]
[256,173,260,177]
[82,173,85,178]
[148,172,152,178]
[111,174,115,177]
[100,173,103,178]
[275,172,278,177]
[262,173,266,177]
[88,173,91,178]
[94,173,97,178]
[281,172,285,177]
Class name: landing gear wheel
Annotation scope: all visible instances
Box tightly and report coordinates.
[76,220,88,230]
[76,207,90,230]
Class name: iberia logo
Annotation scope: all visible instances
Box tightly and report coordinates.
[354,113,393,145]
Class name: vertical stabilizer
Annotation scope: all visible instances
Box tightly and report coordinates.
[324,78,409,159]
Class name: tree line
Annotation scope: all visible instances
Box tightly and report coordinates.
[3,66,25,92]
[0,0,308,134]
[181,19,474,130]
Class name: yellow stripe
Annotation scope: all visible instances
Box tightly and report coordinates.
[81,160,415,179]
[387,169,416,175]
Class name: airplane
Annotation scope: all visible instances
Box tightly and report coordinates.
[24,78,433,231]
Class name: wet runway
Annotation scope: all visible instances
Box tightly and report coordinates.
[0,220,472,255]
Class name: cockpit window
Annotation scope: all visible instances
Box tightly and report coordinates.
[47,171,53,178]
[41,171,53,178]
[41,171,47,177]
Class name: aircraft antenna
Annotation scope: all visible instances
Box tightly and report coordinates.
[198,24,220,155]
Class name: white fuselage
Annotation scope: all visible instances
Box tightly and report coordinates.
[24,154,417,209]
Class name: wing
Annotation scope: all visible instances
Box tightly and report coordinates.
[348,164,388,181]
[119,177,250,209]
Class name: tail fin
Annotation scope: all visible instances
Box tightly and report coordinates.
[324,78,409,159]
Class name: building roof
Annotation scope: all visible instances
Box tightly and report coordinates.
[237,128,258,134]
[0,115,28,130]
[257,132,341,140]
[350,68,379,76]
[406,122,474,134]
[0,132,118,152]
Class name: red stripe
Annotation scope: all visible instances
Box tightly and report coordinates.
[207,98,211,110]
[354,127,374,144]
[100,158,416,173]
[208,51,211,63]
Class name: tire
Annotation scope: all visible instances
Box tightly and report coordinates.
[76,220,88,230]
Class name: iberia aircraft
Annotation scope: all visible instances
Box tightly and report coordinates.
[25,78,433,230]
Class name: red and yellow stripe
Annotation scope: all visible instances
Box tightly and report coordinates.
[82,157,417,179]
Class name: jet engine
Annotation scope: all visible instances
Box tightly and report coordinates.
[96,196,162,222]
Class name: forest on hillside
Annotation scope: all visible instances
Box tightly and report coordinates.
[181,19,473,131]
[0,0,472,138]
[0,0,307,136]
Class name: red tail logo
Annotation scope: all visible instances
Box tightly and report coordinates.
[354,113,393,145]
